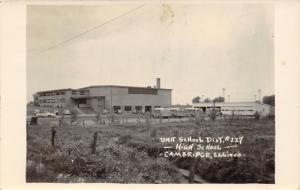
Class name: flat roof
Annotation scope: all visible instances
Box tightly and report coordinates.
[36,88,73,93]
[35,85,172,94]
[78,85,172,90]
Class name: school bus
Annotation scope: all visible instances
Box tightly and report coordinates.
[152,107,172,118]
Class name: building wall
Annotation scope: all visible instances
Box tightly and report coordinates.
[65,90,73,107]
[221,104,255,116]
[87,87,111,110]
[193,102,272,117]
[35,89,72,108]
[87,86,172,112]
[88,97,105,112]
[34,86,172,112]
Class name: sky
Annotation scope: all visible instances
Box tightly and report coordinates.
[27,4,274,104]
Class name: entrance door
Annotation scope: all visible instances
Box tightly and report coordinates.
[77,98,88,108]
[145,106,152,112]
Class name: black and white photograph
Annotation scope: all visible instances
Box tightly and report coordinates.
[26,3,275,183]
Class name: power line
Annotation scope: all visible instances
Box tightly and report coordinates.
[29,4,146,57]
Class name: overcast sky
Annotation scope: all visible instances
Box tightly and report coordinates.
[27,4,274,104]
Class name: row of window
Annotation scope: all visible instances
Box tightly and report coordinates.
[112,106,160,112]
[113,106,140,111]
[72,90,89,95]
[128,87,158,95]
[38,92,66,96]
[38,98,65,103]
[39,103,64,108]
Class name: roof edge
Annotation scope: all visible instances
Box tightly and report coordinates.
[35,85,172,94]
[78,85,172,90]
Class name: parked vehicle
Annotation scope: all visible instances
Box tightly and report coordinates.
[169,108,186,118]
[33,109,40,116]
[152,108,172,118]
[62,109,70,115]
[184,108,200,117]
[36,111,56,118]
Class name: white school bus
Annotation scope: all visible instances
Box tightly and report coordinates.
[152,107,172,118]
[184,107,201,117]
[169,108,186,117]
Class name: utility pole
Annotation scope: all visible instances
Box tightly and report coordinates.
[258,89,261,102]
[222,88,226,102]
[254,94,257,102]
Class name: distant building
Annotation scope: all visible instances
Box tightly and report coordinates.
[33,78,172,113]
[193,101,273,117]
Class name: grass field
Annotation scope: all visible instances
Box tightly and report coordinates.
[26,118,275,183]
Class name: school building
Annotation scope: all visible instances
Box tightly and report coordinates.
[33,78,172,113]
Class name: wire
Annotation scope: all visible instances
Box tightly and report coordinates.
[29,4,146,57]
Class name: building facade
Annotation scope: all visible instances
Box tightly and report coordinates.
[33,79,172,113]
[193,101,273,117]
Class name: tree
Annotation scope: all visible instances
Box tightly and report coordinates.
[204,98,211,103]
[192,96,201,103]
[70,107,78,126]
[263,95,275,106]
[213,96,225,102]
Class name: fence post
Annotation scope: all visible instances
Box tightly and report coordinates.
[111,114,115,125]
[159,113,162,124]
[145,112,151,136]
[138,115,141,125]
[51,127,56,147]
[151,128,157,142]
[91,132,98,154]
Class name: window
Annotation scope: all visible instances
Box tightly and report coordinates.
[128,87,158,95]
[113,106,121,113]
[124,106,132,111]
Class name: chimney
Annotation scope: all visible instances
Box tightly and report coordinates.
[156,78,161,89]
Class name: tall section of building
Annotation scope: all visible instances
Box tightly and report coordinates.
[33,79,172,113]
